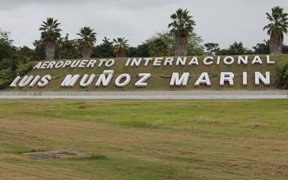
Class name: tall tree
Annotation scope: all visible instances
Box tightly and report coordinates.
[204,43,220,55]
[168,8,196,56]
[17,46,35,61]
[113,37,129,58]
[56,34,81,59]
[146,32,174,56]
[253,40,270,54]
[228,42,247,55]
[0,29,15,61]
[148,37,169,57]
[0,30,32,89]
[146,31,205,56]
[125,43,150,57]
[187,33,205,56]
[216,42,252,55]
[77,27,97,58]
[263,6,288,54]
[92,37,114,58]
[33,40,45,61]
[39,17,62,60]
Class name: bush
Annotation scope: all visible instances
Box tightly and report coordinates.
[0,62,32,90]
[276,58,288,89]
[16,63,32,76]
[0,79,12,89]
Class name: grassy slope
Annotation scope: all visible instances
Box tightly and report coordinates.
[6,54,288,91]
[0,99,288,179]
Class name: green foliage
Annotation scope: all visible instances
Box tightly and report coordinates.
[126,43,150,57]
[56,34,81,59]
[263,6,288,38]
[18,46,35,61]
[217,41,252,55]
[146,32,174,56]
[0,67,15,89]
[148,37,169,56]
[145,31,205,56]
[92,37,114,58]
[276,58,288,88]
[168,8,195,37]
[253,40,270,54]
[34,35,81,60]
[113,37,129,57]
[0,29,32,89]
[113,37,129,52]
[77,27,97,48]
[0,29,15,61]
[0,39,14,60]
[263,6,288,54]
[16,63,32,76]
[0,56,32,89]
[187,33,205,56]
[0,79,12,89]
[33,40,45,61]
[39,17,62,42]
[39,17,62,59]
[204,43,220,55]
[227,42,248,55]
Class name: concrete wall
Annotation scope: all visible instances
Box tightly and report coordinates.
[0,90,287,99]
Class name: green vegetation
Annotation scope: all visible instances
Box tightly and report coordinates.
[55,34,81,59]
[0,99,288,179]
[92,37,114,58]
[168,8,196,56]
[276,58,288,88]
[77,27,97,58]
[264,6,288,54]
[146,31,205,56]
[39,17,62,60]
[113,37,129,58]
[0,29,32,89]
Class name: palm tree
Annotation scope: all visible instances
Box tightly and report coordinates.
[113,37,129,57]
[39,17,62,60]
[263,6,288,54]
[168,8,196,56]
[77,27,97,58]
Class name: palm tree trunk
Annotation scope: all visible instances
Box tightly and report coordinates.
[270,34,283,54]
[175,34,188,56]
[116,48,125,58]
[81,47,92,58]
[45,40,56,60]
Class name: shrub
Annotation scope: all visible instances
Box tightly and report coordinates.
[0,62,32,90]
[16,63,32,76]
[276,58,288,89]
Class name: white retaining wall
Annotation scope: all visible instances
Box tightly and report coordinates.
[0,90,287,99]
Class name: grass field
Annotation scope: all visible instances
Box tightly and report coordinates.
[0,99,288,179]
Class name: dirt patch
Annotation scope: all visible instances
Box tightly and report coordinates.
[24,150,87,159]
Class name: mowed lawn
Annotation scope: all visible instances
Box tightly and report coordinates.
[0,99,287,180]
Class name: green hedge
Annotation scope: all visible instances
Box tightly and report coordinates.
[276,58,288,89]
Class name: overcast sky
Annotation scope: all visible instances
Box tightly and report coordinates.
[1,0,288,49]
